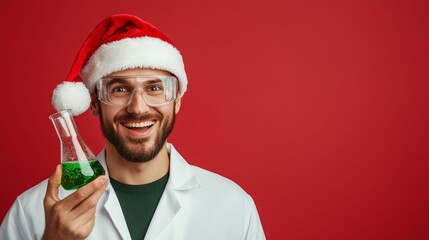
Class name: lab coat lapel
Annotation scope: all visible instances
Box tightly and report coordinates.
[143,181,180,240]
[144,144,201,240]
[97,150,131,239]
[103,185,131,239]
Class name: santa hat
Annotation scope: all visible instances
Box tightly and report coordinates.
[52,14,187,116]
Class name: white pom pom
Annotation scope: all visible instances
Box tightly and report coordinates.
[52,81,91,116]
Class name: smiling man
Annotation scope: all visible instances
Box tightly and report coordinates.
[0,14,265,240]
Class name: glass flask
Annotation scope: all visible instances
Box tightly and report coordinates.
[49,109,105,190]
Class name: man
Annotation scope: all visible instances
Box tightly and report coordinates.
[0,14,265,239]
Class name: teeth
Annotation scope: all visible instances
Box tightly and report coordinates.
[123,121,155,128]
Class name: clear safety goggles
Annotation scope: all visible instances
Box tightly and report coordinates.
[96,75,178,107]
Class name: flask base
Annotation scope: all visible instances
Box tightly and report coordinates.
[61,160,106,190]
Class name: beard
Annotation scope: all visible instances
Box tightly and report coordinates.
[98,104,176,163]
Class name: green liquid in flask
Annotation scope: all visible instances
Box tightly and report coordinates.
[61,160,105,190]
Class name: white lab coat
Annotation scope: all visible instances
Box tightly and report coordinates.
[1,144,265,240]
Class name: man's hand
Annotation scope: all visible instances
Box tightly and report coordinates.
[42,164,109,240]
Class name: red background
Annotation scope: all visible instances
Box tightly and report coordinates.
[1,0,428,239]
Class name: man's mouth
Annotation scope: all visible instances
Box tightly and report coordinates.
[123,121,156,129]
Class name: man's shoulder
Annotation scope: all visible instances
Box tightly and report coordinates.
[189,164,250,200]
[5,179,48,224]
[192,165,244,189]
[17,179,49,205]
[169,144,250,200]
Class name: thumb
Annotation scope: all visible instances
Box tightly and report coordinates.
[44,164,62,207]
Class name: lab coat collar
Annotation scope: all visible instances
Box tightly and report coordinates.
[167,143,202,191]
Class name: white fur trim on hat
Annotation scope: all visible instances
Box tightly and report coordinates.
[52,81,91,116]
[81,36,187,96]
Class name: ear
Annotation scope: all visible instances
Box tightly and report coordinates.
[174,93,182,114]
[90,93,99,116]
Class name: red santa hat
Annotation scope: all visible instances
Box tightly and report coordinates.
[52,14,187,116]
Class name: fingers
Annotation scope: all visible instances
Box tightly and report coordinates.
[75,177,108,212]
[42,168,108,240]
[67,178,109,238]
[44,164,62,207]
[60,207,97,239]
[68,205,97,232]
[65,176,109,222]
[62,175,109,211]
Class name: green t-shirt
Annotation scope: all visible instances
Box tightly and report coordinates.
[110,173,169,240]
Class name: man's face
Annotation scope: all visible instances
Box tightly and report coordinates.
[91,68,181,163]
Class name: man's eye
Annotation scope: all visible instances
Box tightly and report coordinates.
[148,85,163,92]
[112,86,129,93]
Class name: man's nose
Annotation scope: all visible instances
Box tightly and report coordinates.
[126,89,150,115]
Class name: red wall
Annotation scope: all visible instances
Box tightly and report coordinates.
[1,0,428,239]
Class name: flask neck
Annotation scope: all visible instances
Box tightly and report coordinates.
[49,110,79,138]
[49,110,96,162]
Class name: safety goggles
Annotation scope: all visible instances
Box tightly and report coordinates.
[96,75,178,107]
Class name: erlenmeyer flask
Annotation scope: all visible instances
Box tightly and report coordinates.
[49,109,105,190]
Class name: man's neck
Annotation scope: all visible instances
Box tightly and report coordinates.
[104,142,170,185]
